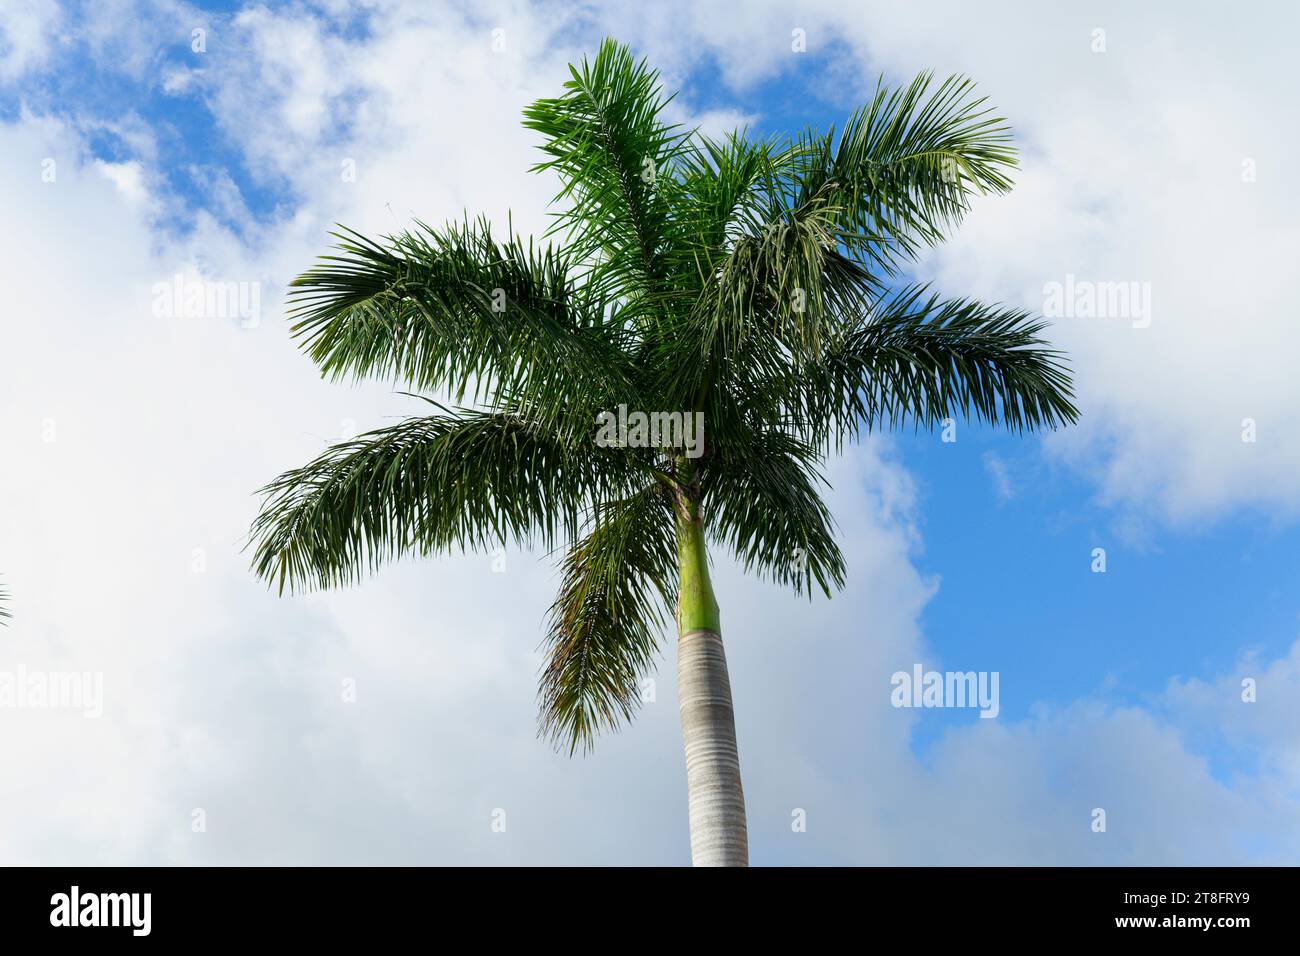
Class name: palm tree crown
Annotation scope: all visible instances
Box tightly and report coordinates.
[250,39,1077,760]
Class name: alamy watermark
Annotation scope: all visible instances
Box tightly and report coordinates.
[595,404,704,459]
[0,666,103,718]
[151,273,261,328]
[890,664,1000,719]
[50,886,150,936]
[1043,273,1151,328]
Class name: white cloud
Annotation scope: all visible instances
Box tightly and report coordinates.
[0,0,62,81]
[94,159,149,204]
[982,451,1013,502]
[160,66,203,95]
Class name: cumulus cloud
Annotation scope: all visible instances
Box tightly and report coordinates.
[0,0,63,81]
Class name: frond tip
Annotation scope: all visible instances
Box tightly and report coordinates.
[538,486,677,754]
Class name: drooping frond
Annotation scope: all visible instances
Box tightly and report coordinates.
[0,578,10,625]
[703,430,845,598]
[795,285,1079,450]
[539,484,677,753]
[250,409,636,593]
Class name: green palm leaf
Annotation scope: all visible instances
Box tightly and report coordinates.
[523,38,689,320]
[250,408,641,593]
[795,284,1078,449]
[288,217,639,442]
[539,484,677,753]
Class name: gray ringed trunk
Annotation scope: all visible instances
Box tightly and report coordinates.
[677,627,748,866]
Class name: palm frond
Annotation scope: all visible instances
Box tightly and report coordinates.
[703,430,845,597]
[698,189,877,362]
[672,132,790,268]
[250,409,635,593]
[793,72,1018,274]
[523,38,689,319]
[288,217,636,442]
[796,285,1079,449]
[539,484,677,754]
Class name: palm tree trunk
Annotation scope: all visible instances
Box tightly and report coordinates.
[675,496,748,866]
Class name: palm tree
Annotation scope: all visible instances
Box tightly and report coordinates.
[0,579,9,626]
[250,40,1077,866]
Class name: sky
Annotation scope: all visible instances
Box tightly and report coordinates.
[0,0,1298,865]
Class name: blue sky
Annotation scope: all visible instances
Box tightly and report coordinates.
[1,0,1298,865]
